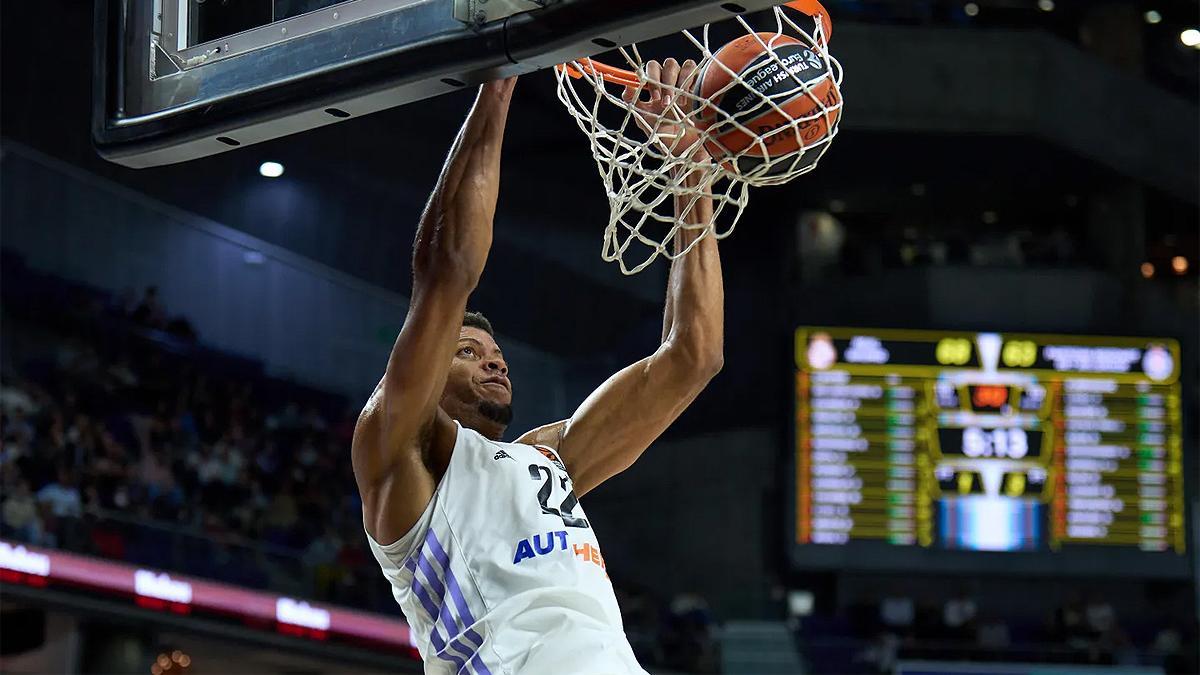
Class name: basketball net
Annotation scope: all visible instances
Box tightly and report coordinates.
[554,2,843,275]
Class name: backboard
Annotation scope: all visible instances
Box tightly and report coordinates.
[94,0,795,168]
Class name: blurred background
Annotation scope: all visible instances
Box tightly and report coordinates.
[1,0,1197,673]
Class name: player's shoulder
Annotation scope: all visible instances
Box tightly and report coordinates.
[513,419,568,450]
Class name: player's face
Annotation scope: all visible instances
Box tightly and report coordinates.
[440,326,513,439]
[453,327,511,406]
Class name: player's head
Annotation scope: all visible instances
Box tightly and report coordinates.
[440,310,512,441]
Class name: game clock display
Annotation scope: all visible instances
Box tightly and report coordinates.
[792,327,1186,571]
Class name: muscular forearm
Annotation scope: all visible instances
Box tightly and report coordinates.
[662,170,723,369]
[412,79,516,291]
[373,79,515,442]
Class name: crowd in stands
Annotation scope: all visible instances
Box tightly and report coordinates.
[793,583,1196,675]
[0,252,719,672]
[0,274,379,608]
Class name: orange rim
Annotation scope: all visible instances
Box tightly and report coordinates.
[556,0,832,87]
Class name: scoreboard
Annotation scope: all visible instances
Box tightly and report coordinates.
[792,327,1189,576]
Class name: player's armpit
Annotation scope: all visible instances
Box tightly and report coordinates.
[354,394,453,545]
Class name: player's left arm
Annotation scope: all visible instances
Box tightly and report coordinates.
[517,167,723,497]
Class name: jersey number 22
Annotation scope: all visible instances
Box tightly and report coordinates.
[528,464,589,529]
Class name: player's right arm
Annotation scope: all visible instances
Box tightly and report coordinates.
[353,78,517,545]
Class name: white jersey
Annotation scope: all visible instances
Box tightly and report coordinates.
[366,421,647,675]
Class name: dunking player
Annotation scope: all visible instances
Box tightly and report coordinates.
[354,63,721,674]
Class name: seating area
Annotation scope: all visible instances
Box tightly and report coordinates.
[0,248,395,612]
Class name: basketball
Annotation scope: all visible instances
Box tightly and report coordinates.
[694,32,841,177]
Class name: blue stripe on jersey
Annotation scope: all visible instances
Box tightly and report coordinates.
[471,654,493,675]
[406,530,494,673]
[424,531,487,646]
[409,577,466,669]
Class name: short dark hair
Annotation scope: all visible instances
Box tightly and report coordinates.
[463,310,494,337]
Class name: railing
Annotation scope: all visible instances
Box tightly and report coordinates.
[10,508,397,616]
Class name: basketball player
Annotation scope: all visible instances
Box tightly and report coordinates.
[354,61,720,674]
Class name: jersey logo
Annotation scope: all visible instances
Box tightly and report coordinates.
[493,449,514,462]
[512,530,568,564]
[535,446,567,472]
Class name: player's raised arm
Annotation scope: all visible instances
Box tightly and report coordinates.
[354,78,516,544]
[517,60,724,497]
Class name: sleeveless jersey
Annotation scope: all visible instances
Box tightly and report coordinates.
[366,421,648,675]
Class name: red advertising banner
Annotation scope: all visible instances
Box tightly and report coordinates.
[0,540,415,656]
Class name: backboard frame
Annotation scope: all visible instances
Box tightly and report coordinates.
[93,0,792,168]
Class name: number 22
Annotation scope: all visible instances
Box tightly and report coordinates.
[527,464,589,529]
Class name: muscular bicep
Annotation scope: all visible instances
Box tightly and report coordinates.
[352,281,468,543]
[352,283,467,487]
[553,347,711,497]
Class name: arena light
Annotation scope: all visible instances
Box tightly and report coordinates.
[258,161,285,178]
[1144,10,1162,24]
[1141,262,1155,279]
[1181,29,1200,48]
[1171,256,1188,274]
[1038,0,1055,11]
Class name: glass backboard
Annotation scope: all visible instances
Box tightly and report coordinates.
[93,0,790,168]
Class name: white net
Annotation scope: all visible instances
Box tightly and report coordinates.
[555,2,844,274]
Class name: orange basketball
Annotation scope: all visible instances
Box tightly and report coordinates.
[695,32,841,177]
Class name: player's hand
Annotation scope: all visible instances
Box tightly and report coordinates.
[479,76,518,106]
[622,59,709,162]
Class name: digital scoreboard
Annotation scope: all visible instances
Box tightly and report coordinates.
[792,327,1188,575]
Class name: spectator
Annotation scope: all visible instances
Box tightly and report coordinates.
[1056,592,1090,648]
[37,465,83,519]
[1084,592,1117,636]
[92,432,131,508]
[879,590,915,634]
[4,409,36,448]
[2,479,44,543]
[0,380,38,416]
[296,435,319,468]
[193,445,225,487]
[137,445,182,507]
[942,588,978,641]
[263,483,299,546]
[0,430,27,467]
